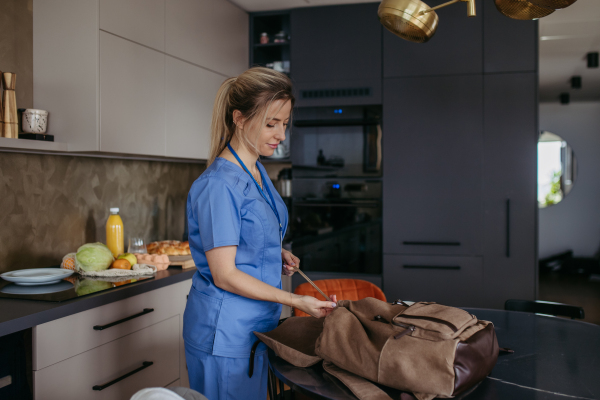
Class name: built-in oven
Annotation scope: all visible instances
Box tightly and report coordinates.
[290,105,382,178]
[288,179,382,275]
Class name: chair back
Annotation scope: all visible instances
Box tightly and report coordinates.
[505,299,585,319]
[293,279,386,317]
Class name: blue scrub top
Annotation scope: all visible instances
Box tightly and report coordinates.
[183,157,288,358]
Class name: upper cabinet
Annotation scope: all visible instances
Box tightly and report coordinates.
[290,3,382,83]
[99,32,166,156]
[383,0,482,77]
[483,0,537,73]
[34,0,247,160]
[165,56,224,160]
[99,0,165,51]
[166,0,248,77]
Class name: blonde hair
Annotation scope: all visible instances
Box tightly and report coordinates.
[207,67,295,165]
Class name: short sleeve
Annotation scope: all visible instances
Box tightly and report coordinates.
[191,177,243,252]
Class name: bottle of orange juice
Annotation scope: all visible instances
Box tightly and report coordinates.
[106,207,124,257]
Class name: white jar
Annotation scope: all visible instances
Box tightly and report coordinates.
[22,109,49,133]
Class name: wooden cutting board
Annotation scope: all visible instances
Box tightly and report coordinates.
[168,255,195,269]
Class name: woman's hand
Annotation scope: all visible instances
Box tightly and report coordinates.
[281,249,300,276]
[291,294,338,318]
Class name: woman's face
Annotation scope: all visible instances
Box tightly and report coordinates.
[245,99,292,157]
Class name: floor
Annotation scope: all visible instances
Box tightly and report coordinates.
[538,271,600,325]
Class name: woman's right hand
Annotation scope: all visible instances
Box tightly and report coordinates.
[291,294,338,318]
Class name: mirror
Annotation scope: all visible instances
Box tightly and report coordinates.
[538,131,577,208]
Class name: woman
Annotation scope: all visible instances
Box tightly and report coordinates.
[183,67,338,400]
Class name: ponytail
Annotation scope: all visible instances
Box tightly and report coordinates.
[207,77,236,166]
[206,68,295,166]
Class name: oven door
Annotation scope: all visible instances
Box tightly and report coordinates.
[289,200,382,274]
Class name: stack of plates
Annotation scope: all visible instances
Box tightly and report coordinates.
[0,268,74,286]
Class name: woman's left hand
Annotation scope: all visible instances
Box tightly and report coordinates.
[282,249,299,276]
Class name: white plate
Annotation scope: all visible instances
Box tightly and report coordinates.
[0,268,74,285]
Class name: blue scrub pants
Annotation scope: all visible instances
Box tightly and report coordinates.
[185,344,268,400]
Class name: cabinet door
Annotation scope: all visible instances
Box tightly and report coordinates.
[100,0,165,51]
[100,32,165,156]
[291,3,382,83]
[483,0,537,73]
[383,75,483,256]
[383,254,483,307]
[166,57,224,159]
[482,73,537,309]
[383,0,482,77]
[166,0,248,77]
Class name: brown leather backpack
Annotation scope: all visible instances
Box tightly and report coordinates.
[254,297,499,400]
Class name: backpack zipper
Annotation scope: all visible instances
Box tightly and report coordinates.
[396,314,460,332]
[393,323,416,339]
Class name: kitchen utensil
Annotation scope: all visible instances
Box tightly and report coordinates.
[22,109,49,133]
[378,0,475,44]
[2,72,18,138]
[494,0,555,20]
[128,237,147,254]
[0,268,74,286]
[291,267,332,302]
[168,255,196,269]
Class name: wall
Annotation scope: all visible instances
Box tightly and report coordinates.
[0,0,33,109]
[539,102,600,259]
[0,152,205,273]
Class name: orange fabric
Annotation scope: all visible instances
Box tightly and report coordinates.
[293,279,386,317]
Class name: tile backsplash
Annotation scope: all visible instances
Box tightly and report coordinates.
[0,152,205,273]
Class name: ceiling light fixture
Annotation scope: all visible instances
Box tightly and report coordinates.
[378,0,475,43]
[587,52,599,68]
[570,76,581,89]
[560,93,570,105]
[527,0,577,9]
[494,0,554,20]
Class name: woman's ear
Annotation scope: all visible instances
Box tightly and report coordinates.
[232,110,245,130]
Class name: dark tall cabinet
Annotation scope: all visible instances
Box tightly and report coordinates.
[290,3,382,106]
[382,9,538,308]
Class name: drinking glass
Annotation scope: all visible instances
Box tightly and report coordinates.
[128,237,147,254]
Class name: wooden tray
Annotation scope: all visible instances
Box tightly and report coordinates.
[168,255,195,269]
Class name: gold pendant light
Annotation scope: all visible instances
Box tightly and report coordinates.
[494,0,555,20]
[528,0,577,9]
[378,0,475,43]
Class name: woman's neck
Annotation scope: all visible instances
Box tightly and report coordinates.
[224,136,259,172]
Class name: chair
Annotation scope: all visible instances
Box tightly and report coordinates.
[504,299,585,319]
[293,279,386,317]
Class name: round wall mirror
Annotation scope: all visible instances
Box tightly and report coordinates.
[538,131,577,208]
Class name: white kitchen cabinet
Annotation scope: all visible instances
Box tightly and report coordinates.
[33,0,247,159]
[166,56,224,160]
[100,0,165,51]
[34,316,180,400]
[33,279,193,396]
[100,32,165,156]
[166,0,248,77]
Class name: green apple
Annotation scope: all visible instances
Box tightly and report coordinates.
[117,253,138,267]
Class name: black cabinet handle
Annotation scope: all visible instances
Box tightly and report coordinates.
[403,241,461,246]
[93,308,154,331]
[92,361,153,391]
[403,265,461,270]
[506,198,511,258]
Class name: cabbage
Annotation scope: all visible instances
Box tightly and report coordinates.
[75,243,114,272]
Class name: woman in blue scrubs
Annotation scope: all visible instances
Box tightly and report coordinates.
[183,67,338,400]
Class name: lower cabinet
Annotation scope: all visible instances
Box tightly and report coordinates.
[33,279,193,399]
[34,316,179,400]
[383,255,483,307]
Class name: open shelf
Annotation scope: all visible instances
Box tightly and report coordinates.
[0,136,68,152]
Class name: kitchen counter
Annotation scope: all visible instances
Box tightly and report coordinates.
[0,268,196,337]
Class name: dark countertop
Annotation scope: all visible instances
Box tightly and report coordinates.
[0,268,196,338]
[270,308,600,400]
